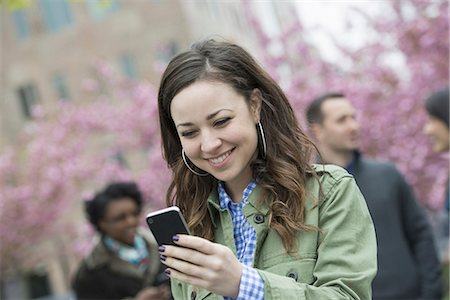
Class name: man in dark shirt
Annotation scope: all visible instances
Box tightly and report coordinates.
[306,93,442,300]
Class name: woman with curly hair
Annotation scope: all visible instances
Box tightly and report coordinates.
[72,182,171,300]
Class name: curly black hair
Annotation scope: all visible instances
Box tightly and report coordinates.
[84,182,143,233]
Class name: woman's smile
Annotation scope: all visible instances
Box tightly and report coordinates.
[207,148,234,167]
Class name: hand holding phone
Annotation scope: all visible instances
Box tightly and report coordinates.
[146,206,191,246]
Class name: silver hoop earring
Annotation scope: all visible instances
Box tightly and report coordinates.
[257,122,267,159]
[181,149,209,176]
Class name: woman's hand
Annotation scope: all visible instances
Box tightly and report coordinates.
[159,234,242,298]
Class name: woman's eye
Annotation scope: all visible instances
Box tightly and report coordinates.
[214,118,231,127]
[181,130,196,137]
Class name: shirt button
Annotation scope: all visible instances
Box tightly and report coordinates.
[253,214,265,224]
[191,291,197,300]
[287,271,298,281]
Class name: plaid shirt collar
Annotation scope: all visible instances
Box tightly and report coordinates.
[218,180,257,210]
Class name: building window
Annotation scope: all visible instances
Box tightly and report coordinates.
[86,0,119,20]
[119,54,137,79]
[52,73,70,101]
[39,0,73,33]
[17,83,40,119]
[12,9,30,40]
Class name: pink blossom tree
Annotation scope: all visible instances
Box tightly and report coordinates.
[0,63,170,273]
[244,0,449,210]
[1,0,448,277]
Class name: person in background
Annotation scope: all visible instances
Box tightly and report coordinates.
[72,182,171,300]
[424,87,449,154]
[155,39,377,299]
[423,86,449,299]
[306,92,442,300]
[424,86,449,217]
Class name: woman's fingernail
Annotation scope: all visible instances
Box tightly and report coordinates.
[158,245,165,253]
[172,235,179,242]
[160,255,166,261]
[164,269,171,275]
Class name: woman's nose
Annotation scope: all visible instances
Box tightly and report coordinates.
[125,213,139,226]
[200,131,222,153]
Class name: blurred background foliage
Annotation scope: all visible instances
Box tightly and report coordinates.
[0,0,448,299]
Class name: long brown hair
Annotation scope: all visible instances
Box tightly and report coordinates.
[158,39,318,251]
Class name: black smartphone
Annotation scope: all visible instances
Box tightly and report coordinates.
[146,206,191,246]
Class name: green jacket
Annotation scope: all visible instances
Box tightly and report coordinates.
[171,165,377,300]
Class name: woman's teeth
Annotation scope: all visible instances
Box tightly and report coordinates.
[210,151,231,164]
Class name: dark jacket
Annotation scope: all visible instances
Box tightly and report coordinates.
[72,228,165,300]
[350,153,442,300]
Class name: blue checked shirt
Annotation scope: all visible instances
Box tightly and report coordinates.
[218,180,265,300]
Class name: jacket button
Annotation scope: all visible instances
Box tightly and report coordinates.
[253,214,265,224]
[191,291,197,300]
[287,271,298,281]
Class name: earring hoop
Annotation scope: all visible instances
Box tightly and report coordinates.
[181,149,209,177]
[257,122,267,159]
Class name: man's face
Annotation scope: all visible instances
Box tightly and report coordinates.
[313,97,360,153]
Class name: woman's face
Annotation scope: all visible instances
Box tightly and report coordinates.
[99,198,140,245]
[170,80,261,192]
[423,116,449,153]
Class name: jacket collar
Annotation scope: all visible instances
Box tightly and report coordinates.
[207,184,270,227]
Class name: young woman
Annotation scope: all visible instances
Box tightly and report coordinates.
[424,87,449,153]
[424,87,449,263]
[72,182,171,300]
[157,39,377,299]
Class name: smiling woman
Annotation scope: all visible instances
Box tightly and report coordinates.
[171,81,261,199]
[423,86,450,266]
[71,182,171,300]
[424,87,449,153]
[156,39,377,300]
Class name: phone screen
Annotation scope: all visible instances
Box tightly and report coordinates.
[146,206,190,246]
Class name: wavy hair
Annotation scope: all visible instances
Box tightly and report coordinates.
[158,39,318,252]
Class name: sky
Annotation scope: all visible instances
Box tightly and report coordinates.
[294,1,385,62]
